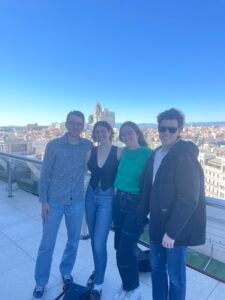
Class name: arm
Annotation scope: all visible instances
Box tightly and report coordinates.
[38,142,55,203]
[85,149,91,171]
[162,233,175,248]
[165,154,201,241]
[41,202,50,223]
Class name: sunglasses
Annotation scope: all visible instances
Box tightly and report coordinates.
[158,125,178,134]
[67,120,84,127]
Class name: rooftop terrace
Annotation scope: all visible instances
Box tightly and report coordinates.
[1,152,225,300]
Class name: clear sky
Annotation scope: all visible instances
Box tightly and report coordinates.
[0,0,225,126]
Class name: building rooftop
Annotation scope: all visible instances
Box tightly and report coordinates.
[1,181,225,300]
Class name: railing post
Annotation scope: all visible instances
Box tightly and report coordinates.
[204,242,214,271]
[7,159,14,198]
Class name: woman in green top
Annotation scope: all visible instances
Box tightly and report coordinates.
[113,121,153,300]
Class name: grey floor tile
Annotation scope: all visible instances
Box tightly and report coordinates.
[0,231,13,249]
[15,233,42,259]
[0,202,18,214]
[0,209,31,230]
[2,217,42,241]
[140,271,151,286]
[186,268,219,300]
[0,243,33,274]
[0,181,225,300]
[207,282,225,300]
[140,281,153,300]
[0,260,59,300]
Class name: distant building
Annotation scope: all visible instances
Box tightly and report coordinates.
[0,141,4,152]
[0,135,33,155]
[26,123,39,130]
[93,101,102,124]
[93,101,115,128]
[51,122,61,130]
[32,140,47,160]
[199,151,225,200]
[1,140,33,155]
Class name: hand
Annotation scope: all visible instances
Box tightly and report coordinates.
[41,202,50,223]
[162,233,175,249]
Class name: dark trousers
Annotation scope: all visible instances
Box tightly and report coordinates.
[112,190,140,291]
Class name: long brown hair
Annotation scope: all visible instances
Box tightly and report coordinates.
[119,121,147,146]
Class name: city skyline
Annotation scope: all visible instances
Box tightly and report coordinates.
[0,1,225,126]
[1,113,225,128]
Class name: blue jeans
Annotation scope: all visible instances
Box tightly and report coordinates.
[35,200,84,286]
[151,242,187,300]
[113,190,141,291]
[85,185,113,285]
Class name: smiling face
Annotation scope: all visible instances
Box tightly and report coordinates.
[93,124,112,144]
[120,125,139,148]
[158,119,182,147]
[66,114,84,138]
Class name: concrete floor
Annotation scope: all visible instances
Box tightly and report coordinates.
[0,181,225,300]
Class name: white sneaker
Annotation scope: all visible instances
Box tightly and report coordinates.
[113,285,127,300]
[123,287,141,300]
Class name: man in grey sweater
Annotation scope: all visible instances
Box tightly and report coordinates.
[33,110,92,299]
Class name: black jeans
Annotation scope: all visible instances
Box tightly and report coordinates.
[112,190,141,291]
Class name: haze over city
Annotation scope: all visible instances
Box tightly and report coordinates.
[0,1,225,126]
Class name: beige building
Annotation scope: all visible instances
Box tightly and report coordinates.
[0,134,33,156]
[199,151,225,200]
[93,101,115,128]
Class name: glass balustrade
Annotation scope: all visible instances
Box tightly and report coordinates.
[1,152,225,282]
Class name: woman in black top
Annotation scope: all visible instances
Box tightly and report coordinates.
[85,121,122,300]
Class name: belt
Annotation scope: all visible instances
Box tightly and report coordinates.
[115,189,139,197]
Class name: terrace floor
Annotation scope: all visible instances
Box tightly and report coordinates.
[0,181,225,300]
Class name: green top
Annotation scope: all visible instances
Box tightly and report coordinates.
[114,146,153,195]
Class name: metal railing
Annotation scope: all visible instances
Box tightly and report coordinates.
[0,152,42,197]
[1,152,225,280]
[197,197,225,267]
[0,152,89,238]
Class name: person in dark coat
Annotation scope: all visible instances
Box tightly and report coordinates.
[138,108,206,300]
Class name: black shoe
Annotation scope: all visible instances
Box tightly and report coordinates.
[90,289,102,300]
[33,286,45,298]
[62,274,73,285]
[86,272,95,288]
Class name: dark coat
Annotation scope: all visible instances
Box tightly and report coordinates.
[139,139,206,246]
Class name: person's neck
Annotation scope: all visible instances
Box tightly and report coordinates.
[161,140,178,151]
[67,134,80,144]
[98,141,111,149]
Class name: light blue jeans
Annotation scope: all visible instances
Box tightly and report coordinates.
[85,185,113,285]
[35,200,84,286]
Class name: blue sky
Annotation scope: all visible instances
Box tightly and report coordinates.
[0,0,225,125]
